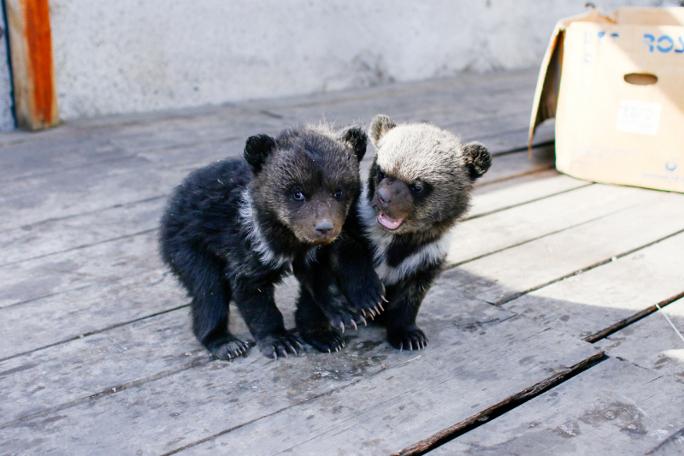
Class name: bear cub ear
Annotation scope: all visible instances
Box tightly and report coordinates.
[462,142,492,180]
[340,127,368,162]
[369,114,397,146]
[244,134,277,173]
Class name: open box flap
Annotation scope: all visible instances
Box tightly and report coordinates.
[528,9,615,151]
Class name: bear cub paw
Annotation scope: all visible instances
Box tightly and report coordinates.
[257,331,304,359]
[300,327,346,353]
[387,326,429,351]
[339,272,385,322]
[206,336,252,361]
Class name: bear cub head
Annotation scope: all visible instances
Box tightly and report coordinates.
[245,125,367,245]
[366,114,492,236]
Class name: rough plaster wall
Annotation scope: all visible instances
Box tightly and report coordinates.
[31,0,683,120]
[0,8,14,131]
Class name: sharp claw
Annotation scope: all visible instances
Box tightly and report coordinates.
[350,320,358,331]
[327,348,331,353]
[294,340,304,349]
[381,295,389,303]
[359,316,367,326]
[378,302,385,312]
[399,343,403,351]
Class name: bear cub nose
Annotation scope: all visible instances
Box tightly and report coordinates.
[315,219,334,235]
[377,187,392,205]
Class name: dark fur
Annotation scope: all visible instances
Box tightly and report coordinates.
[365,116,492,350]
[311,115,492,350]
[159,126,371,359]
[293,202,384,352]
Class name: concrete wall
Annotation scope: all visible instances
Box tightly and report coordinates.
[0,0,678,126]
[0,8,14,131]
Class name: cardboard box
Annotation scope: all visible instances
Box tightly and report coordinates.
[529,7,684,193]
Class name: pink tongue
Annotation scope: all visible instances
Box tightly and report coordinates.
[377,213,403,230]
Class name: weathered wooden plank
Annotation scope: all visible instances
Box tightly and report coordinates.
[469,171,587,219]
[597,297,684,378]
[169,319,600,455]
[0,158,565,269]
[0,146,555,309]
[0,269,176,359]
[0,196,164,267]
[5,0,59,130]
[498,228,684,339]
[0,130,549,236]
[476,144,553,186]
[432,358,684,456]
[454,192,684,306]
[0,165,570,359]
[0,272,494,433]
[446,183,667,265]
[0,69,538,182]
[0,275,600,455]
[0,230,161,309]
[0,105,279,183]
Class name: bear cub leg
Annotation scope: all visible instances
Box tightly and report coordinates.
[174,246,251,360]
[295,286,346,353]
[231,281,303,359]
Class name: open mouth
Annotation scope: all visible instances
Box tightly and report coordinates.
[377,212,404,230]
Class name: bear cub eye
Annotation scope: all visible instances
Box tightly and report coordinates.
[333,189,344,201]
[409,181,424,194]
[291,188,305,201]
[376,169,386,181]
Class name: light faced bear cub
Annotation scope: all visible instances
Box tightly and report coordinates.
[159,125,379,360]
[358,115,492,350]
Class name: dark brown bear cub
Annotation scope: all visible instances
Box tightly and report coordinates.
[360,114,492,350]
[159,125,380,359]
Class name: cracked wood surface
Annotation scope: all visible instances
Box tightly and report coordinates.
[0,68,681,455]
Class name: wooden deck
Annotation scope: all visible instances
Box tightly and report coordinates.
[1,68,683,456]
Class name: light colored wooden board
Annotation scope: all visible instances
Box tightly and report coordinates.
[0,269,176,359]
[0,147,556,266]
[0,196,164,267]
[0,69,538,183]
[0,104,281,182]
[0,272,498,442]
[0,230,161,309]
[432,358,684,456]
[476,145,554,186]
[0,139,239,232]
[0,278,600,455]
[469,171,587,219]
[0,163,569,359]
[446,183,668,265]
[597,297,684,378]
[0,148,553,310]
[172,318,599,455]
[498,227,684,339]
[0,130,549,236]
[0,154,561,269]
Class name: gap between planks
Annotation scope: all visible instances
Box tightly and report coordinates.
[0,186,670,432]
[2,181,681,364]
[397,351,608,456]
[0,170,582,361]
